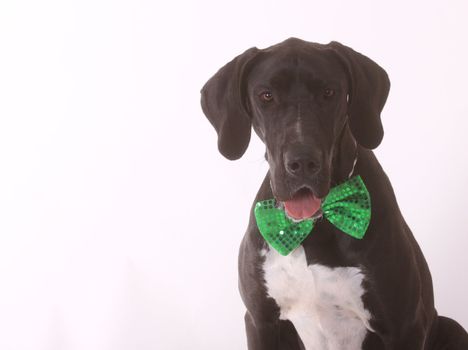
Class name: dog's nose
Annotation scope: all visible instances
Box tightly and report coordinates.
[284,150,320,177]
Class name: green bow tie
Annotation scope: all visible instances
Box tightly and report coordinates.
[254,175,371,256]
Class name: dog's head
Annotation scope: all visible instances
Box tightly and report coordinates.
[201,38,390,220]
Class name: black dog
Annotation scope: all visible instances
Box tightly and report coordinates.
[201,38,468,349]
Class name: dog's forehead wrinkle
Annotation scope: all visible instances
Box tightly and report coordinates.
[295,102,305,144]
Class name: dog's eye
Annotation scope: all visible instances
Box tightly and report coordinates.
[260,91,273,102]
[324,88,335,98]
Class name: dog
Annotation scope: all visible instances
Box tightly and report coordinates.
[200,38,468,349]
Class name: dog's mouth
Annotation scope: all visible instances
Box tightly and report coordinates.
[282,187,323,221]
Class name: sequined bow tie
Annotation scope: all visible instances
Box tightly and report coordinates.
[254,175,371,256]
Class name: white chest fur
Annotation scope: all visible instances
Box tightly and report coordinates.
[262,246,374,350]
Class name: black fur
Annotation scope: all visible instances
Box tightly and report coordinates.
[201,38,468,349]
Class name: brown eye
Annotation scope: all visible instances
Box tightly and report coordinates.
[324,88,335,98]
[260,91,273,102]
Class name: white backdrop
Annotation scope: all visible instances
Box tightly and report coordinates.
[1,0,467,349]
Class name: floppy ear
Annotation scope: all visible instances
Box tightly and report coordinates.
[200,47,259,160]
[329,42,390,149]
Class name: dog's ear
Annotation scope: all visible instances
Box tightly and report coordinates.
[329,42,390,149]
[200,47,259,160]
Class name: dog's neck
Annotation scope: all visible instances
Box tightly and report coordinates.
[331,123,359,186]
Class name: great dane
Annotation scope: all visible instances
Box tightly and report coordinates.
[200,38,468,349]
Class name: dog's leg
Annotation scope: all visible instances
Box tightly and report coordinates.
[427,316,468,350]
[278,319,305,350]
[244,312,279,350]
[244,312,303,350]
[373,320,462,350]
[383,325,427,350]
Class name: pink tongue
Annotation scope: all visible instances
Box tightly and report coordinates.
[284,191,321,220]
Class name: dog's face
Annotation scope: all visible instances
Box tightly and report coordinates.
[246,45,348,212]
[201,38,390,220]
